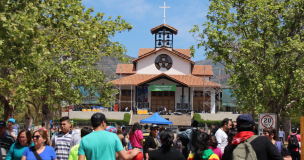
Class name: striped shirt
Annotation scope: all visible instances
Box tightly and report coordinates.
[0,133,15,160]
[52,131,80,160]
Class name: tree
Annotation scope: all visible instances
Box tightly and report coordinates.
[190,0,304,136]
[1,0,132,127]
[0,0,43,120]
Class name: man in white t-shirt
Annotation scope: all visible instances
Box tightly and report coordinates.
[215,118,232,153]
[279,128,285,142]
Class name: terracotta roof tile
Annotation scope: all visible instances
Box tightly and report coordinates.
[115,64,136,75]
[134,47,194,64]
[150,24,178,35]
[168,74,219,87]
[137,48,155,57]
[192,65,213,76]
[109,74,159,86]
[109,73,220,87]
[173,49,191,58]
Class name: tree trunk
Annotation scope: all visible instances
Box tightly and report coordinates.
[251,107,256,120]
[275,112,280,141]
[2,98,14,121]
[42,103,51,132]
[24,114,32,129]
[60,107,62,119]
[282,114,291,142]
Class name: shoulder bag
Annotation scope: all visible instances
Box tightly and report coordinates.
[30,146,42,160]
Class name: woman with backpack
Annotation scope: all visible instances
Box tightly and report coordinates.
[263,127,291,160]
[187,130,219,160]
[287,127,301,160]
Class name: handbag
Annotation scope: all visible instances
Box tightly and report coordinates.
[30,146,42,160]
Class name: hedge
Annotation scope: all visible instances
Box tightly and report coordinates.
[54,113,131,125]
[193,113,222,127]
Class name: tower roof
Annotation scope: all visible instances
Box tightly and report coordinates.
[150,24,178,35]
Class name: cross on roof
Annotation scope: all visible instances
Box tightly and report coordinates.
[159,2,170,24]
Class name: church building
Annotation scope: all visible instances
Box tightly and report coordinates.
[110,24,220,114]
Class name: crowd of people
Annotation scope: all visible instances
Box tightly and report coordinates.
[0,113,301,160]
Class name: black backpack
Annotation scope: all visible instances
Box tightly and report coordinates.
[288,134,299,148]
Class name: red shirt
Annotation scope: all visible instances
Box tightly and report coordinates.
[287,133,301,152]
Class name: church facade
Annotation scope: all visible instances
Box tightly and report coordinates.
[110,24,220,114]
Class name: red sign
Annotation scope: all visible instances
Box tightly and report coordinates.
[261,115,274,128]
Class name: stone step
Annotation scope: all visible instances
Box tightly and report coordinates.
[131,114,192,126]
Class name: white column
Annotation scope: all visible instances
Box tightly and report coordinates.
[133,87,136,108]
[190,88,194,111]
[211,91,216,114]
[131,86,132,110]
[148,87,151,111]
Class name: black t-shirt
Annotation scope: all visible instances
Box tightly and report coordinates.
[149,146,185,160]
[143,136,157,154]
[222,136,283,160]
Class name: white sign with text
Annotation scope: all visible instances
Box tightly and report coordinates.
[258,113,277,136]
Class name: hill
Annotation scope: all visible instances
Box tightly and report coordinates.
[195,59,230,87]
[96,55,136,81]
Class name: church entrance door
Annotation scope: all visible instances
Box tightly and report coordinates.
[193,91,211,113]
[151,91,175,112]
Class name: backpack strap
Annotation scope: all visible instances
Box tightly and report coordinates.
[276,141,282,153]
[245,135,258,143]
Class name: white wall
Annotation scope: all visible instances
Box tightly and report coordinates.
[136,50,191,75]
[199,113,240,121]
[63,111,126,120]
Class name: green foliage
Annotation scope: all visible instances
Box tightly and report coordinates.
[54,113,131,125]
[123,113,131,124]
[193,113,222,127]
[290,116,301,129]
[0,0,132,122]
[190,0,304,116]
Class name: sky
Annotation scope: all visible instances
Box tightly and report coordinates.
[82,0,210,62]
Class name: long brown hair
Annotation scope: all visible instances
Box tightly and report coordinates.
[33,130,50,146]
[209,135,218,147]
[17,129,32,146]
[117,128,122,135]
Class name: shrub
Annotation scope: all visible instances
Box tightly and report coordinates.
[193,113,222,127]
[54,113,132,125]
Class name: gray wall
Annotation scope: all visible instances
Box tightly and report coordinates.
[62,111,127,120]
[199,112,240,121]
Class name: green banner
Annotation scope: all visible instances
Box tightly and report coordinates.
[149,85,176,91]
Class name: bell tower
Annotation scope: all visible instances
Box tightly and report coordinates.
[151,24,178,50]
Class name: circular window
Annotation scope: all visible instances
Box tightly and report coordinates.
[155,54,172,71]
